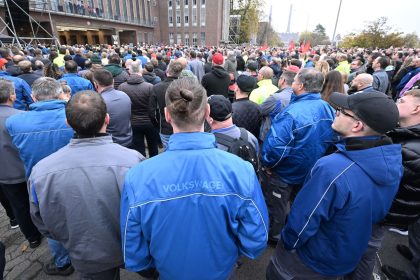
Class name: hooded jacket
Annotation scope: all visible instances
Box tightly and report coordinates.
[201,66,231,98]
[261,92,335,185]
[142,72,161,85]
[384,125,420,228]
[104,63,129,89]
[280,137,402,276]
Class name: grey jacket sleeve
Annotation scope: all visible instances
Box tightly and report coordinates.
[260,94,277,117]
[28,178,52,238]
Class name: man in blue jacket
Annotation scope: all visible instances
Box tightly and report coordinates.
[260,68,335,243]
[121,78,268,280]
[266,91,403,279]
[6,77,75,276]
[0,58,33,110]
[59,60,94,95]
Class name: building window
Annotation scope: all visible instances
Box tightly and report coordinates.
[184,0,188,5]
[200,7,205,26]
[185,34,190,46]
[169,33,174,45]
[200,32,205,45]
[168,14,173,26]
[192,0,197,6]
[176,10,181,26]
[192,32,197,45]
[184,8,189,25]
[176,0,180,7]
[192,7,197,26]
[168,0,172,7]
[177,33,182,44]
[201,0,205,5]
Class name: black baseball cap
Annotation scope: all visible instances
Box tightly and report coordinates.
[236,75,256,93]
[208,95,232,122]
[329,90,399,134]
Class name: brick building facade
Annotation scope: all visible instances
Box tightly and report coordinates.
[0,0,230,46]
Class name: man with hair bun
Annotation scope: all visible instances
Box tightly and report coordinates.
[122,78,268,279]
[29,90,143,279]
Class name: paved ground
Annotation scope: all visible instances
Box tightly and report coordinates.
[0,204,411,280]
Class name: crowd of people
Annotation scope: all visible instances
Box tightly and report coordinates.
[0,42,419,280]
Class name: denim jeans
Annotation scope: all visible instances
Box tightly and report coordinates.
[47,239,71,268]
[159,133,171,151]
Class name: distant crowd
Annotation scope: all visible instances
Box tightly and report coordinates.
[0,42,419,280]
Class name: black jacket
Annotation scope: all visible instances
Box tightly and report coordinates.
[201,66,230,98]
[384,125,420,228]
[232,97,262,139]
[149,76,178,135]
[118,75,154,127]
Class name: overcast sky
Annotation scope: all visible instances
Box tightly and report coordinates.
[263,0,420,39]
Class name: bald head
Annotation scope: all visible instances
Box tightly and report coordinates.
[259,66,274,80]
[177,57,188,69]
[352,73,373,90]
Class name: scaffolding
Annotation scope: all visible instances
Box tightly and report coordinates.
[0,0,59,47]
[228,15,240,45]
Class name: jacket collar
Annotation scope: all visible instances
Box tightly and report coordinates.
[29,100,67,111]
[63,73,79,77]
[69,135,113,146]
[257,79,273,87]
[291,92,321,103]
[167,132,217,151]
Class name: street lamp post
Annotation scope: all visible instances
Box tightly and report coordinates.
[332,0,343,47]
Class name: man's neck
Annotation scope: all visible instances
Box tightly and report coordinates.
[235,93,249,100]
[399,119,420,128]
[0,101,12,107]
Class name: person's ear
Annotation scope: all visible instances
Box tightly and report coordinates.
[105,113,110,125]
[204,103,211,122]
[351,120,364,133]
[164,107,171,124]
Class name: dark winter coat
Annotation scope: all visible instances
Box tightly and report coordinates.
[232,97,262,139]
[201,66,230,98]
[149,76,178,135]
[104,63,129,89]
[118,75,154,127]
[384,125,420,229]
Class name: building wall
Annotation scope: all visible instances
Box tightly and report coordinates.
[158,0,225,46]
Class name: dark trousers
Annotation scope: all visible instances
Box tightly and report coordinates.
[0,182,42,242]
[266,241,342,280]
[0,187,14,220]
[0,241,4,280]
[260,170,292,242]
[132,124,159,158]
[79,267,120,280]
[407,219,420,279]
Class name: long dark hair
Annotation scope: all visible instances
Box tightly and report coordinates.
[321,70,345,105]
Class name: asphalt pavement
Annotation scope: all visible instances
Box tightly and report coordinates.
[0,204,411,280]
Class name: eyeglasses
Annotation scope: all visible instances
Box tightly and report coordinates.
[335,107,360,121]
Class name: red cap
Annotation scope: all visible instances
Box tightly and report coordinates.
[285,65,300,73]
[0,58,8,68]
[212,53,224,65]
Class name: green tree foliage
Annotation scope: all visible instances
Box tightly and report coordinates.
[339,17,416,48]
[298,24,331,46]
[231,0,264,43]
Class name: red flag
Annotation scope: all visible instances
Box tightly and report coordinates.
[298,41,304,53]
[288,40,295,52]
[303,40,311,53]
[260,43,269,51]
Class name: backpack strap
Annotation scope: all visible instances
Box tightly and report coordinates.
[214,132,236,149]
[238,128,249,142]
